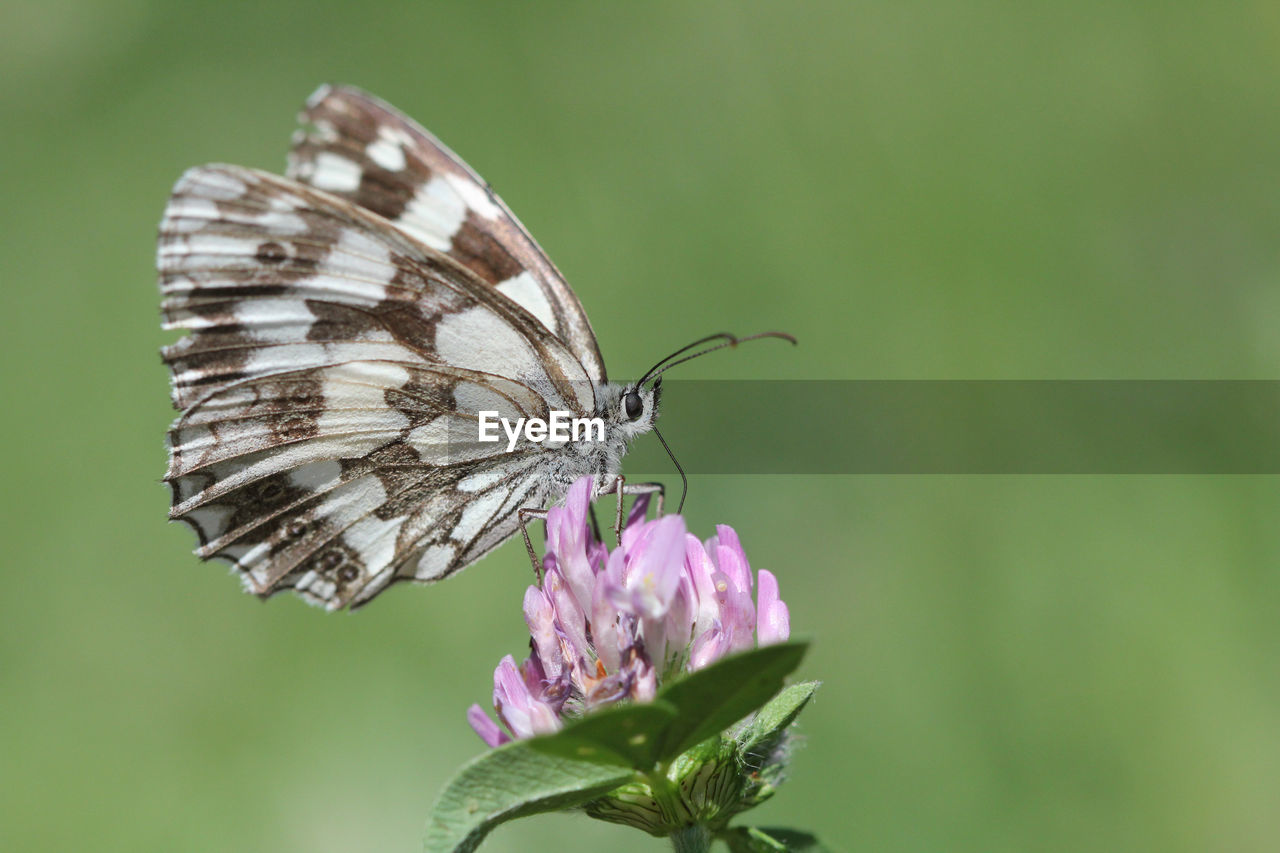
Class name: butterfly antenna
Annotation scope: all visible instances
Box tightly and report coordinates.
[637,332,740,387]
[652,426,689,513]
[641,330,796,386]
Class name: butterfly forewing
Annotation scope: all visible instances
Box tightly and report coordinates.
[160,165,591,410]
[159,162,599,609]
[286,84,607,384]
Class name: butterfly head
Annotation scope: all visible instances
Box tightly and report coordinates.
[597,377,662,443]
[589,331,795,510]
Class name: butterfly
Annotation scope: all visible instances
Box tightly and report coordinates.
[159,84,791,610]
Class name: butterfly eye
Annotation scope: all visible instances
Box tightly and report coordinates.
[623,391,643,420]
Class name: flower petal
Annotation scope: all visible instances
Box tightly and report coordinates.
[621,493,651,551]
[493,655,561,739]
[714,525,754,592]
[685,533,722,642]
[663,567,695,666]
[591,548,628,672]
[756,569,791,646]
[467,704,510,748]
[546,477,596,610]
[690,624,730,670]
[523,586,562,680]
[629,516,687,616]
[714,546,757,653]
[543,566,590,678]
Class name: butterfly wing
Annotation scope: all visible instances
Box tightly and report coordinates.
[286,84,608,384]
[160,164,591,608]
[169,362,551,609]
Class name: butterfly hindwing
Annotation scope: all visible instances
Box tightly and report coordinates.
[166,361,556,609]
[286,84,607,384]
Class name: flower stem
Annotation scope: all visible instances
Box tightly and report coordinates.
[670,824,713,853]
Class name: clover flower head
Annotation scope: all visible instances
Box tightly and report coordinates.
[468,477,791,744]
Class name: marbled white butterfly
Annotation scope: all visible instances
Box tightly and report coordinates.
[159,85,790,610]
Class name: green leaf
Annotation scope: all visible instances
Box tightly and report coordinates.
[655,640,809,761]
[424,741,633,853]
[737,681,820,755]
[426,644,811,851]
[525,700,678,768]
[721,825,838,852]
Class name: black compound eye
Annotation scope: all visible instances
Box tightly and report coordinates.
[623,391,643,420]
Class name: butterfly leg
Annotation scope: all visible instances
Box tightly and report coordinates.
[517,507,550,581]
[604,477,666,544]
[646,482,666,518]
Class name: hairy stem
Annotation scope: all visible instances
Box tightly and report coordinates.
[670,824,713,853]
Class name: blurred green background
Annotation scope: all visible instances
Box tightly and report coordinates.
[3,2,1279,851]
